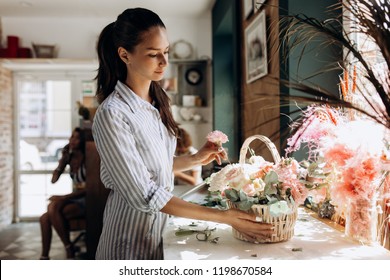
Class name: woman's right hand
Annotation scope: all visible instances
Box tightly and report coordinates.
[224,208,275,242]
[195,141,228,165]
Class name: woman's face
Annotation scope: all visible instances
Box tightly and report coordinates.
[69,130,81,150]
[127,26,170,82]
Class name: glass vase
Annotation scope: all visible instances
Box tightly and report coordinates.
[345,198,378,245]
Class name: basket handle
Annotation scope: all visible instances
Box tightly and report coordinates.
[239,135,281,165]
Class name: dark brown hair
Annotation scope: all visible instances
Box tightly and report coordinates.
[176,128,192,153]
[95,8,179,136]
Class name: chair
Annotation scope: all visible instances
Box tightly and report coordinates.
[68,217,86,249]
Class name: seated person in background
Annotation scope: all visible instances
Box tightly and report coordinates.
[174,128,203,185]
[39,127,86,260]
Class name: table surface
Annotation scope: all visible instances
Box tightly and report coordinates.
[163,207,390,260]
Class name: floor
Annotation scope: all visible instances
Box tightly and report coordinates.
[0,184,207,260]
[0,222,86,260]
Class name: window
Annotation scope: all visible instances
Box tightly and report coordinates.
[14,70,95,220]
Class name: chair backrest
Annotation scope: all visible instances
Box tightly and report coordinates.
[84,138,110,259]
[69,218,86,231]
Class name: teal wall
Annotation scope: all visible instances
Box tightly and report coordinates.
[211,0,342,161]
[212,0,241,162]
[279,0,342,159]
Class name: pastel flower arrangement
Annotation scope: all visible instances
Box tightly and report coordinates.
[286,105,389,214]
[207,154,309,216]
[284,67,390,243]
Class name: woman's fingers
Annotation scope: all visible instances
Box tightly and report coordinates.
[239,232,259,243]
[229,209,275,240]
[239,230,274,242]
[197,141,228,165]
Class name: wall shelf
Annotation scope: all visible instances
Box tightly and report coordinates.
[0,58,98,71]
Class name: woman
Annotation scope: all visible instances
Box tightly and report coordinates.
[39,127,86,260]
[174,128,203,186]
[93,7,273,260]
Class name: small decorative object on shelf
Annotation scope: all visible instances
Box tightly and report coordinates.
[32,43,57,58]
[0,35,32,58]
[185,68,202,85]
[179,107,195,121]
[182,95,202,107]
[171,39,193,59]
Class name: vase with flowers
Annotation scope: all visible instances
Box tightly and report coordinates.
[274,0,390,246]
[285,100,389,244]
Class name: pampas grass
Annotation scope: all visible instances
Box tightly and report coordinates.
[278,0,389,126]
[270,0,390,249]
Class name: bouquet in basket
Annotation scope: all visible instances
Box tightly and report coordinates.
[208,155,309,215]
[206,132,323,217]
[205,132,326,243]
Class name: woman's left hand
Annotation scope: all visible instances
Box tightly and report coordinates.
[196,141,228,165]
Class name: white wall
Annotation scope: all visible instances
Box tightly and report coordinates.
[1,15,212,59]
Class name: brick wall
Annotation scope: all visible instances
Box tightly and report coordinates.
[0,65,14,230]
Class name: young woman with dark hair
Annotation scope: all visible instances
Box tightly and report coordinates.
[93,7,273,260]
[39,127,86,260]
[174,128,203,186]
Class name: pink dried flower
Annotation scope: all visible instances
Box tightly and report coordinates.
[207,130,229,146]
[285,105,340,160]
[323,144,354,167]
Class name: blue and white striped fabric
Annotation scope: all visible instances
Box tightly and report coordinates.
[92,81,176,260]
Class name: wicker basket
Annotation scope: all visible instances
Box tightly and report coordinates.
[228,135,298,243]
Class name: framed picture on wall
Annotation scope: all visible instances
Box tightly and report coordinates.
[243,0,253,19]
[245,10,268,83]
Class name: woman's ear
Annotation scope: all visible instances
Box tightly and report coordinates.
[118,47,130,64]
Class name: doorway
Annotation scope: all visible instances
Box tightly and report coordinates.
[14,71,95,221]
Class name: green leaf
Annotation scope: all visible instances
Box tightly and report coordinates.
[225,189,239,202]
[220,198,228,208]
[292,247,303,252]
[239,190,249,201]
[238,200,253,211]
[175,230,194,236]
[266,195,278,204]
[264,170,278,184]
[265,183,278,195]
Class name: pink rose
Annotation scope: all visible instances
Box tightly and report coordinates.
[207,130,229,146]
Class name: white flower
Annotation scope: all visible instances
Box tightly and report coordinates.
[208,164,234,192]
[227,166,252,190]
[248,155,266,166]
[253,178,265,192]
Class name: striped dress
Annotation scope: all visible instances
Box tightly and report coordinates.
[92,81,175,260]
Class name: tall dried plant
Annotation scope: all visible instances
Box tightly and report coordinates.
[272,0,390,249]
[275,0,390,128]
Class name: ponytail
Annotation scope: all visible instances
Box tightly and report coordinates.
[95,22,126,104]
